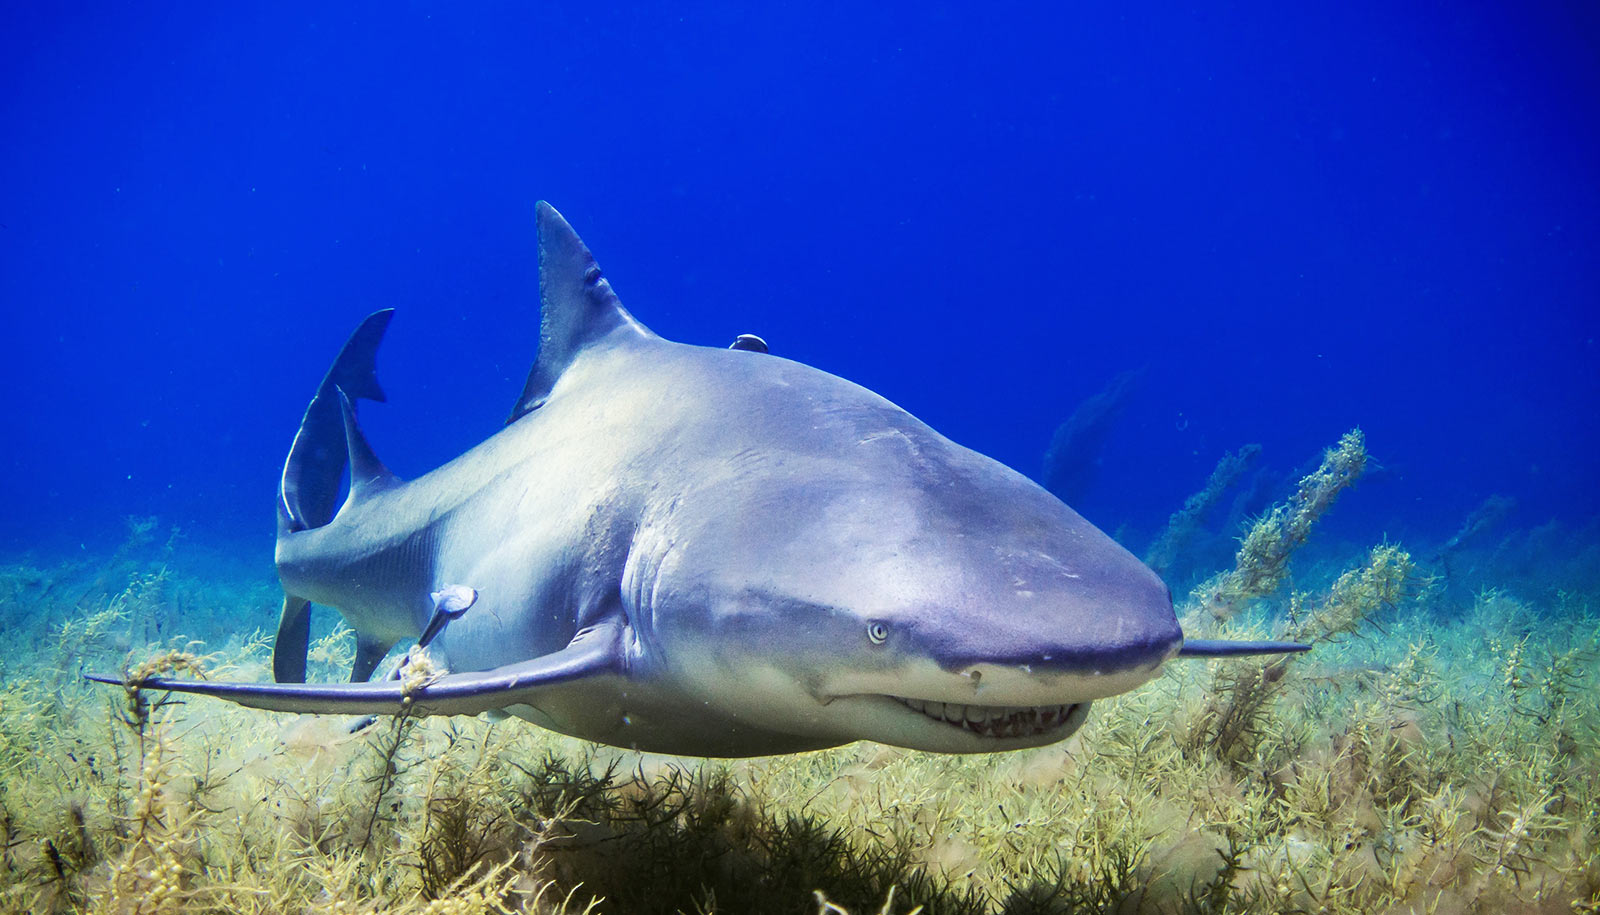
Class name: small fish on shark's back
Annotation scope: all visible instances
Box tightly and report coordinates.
[88,201,1305,757]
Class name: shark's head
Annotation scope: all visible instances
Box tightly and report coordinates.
[634,353,1182,753]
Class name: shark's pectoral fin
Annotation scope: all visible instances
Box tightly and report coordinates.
[86,621,627,718]
[1177,638,1311,658]
[273,596,313,683]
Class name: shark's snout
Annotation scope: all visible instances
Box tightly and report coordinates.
[926,605,1181,675]
[900,618,1178,716]
[914,553,1182,683]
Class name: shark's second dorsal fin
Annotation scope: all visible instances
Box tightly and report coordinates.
[508,202,655,424]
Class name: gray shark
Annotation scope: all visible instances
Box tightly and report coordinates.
[92,202,1303,757]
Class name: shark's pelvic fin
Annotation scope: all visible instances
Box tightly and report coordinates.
[279,309,394,533]
[1176,638,1311,658]
[87,620,626,718]
[508,202,657,424]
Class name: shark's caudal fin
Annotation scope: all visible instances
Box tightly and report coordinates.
[274,310,396,684]
[278,309,394,534]
[1177,638,1311,658]
[507,202,656,424]
[336,388,399,503]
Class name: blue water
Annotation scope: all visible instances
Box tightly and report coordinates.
[4,2,1597,560]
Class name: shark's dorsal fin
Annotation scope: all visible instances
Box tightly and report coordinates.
[508,202,655,424]
[337,388,400,502]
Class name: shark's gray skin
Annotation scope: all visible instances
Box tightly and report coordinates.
[90,202,1305,758]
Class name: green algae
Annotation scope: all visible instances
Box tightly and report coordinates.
[1192,429,1369,623]
[1145,444,1262,583]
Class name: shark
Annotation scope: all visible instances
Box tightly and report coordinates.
[91,202,1304,757]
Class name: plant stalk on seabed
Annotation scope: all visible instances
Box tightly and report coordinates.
[86,651,209,914]
[1182,429,1414,768]
[1187,428,1368,628]
[357,646,445,858]
[1145,443,1262,582]
[1186,542,1416,757]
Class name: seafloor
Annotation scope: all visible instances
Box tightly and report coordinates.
[1,443,1595,914]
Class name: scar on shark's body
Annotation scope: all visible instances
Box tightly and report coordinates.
[88,202,1305,758]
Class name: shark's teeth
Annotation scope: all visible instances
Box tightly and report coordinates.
[890,696,1079,739]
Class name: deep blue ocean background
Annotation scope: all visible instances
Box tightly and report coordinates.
[4,2,1597,573]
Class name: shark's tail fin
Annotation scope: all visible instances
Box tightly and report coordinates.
[273,310,395,683]
[278,309,395,534]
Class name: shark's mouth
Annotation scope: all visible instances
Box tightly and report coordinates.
[892,696,1084,740]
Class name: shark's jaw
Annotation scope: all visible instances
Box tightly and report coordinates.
[806,692,1093,751]
[888,695,1089,741]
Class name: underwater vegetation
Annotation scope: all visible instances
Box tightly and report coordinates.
[1144,444,1262,585]
[0,432,1597,913]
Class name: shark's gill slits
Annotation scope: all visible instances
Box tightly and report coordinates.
[892,696,1082,739]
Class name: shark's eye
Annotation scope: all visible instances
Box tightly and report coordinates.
[866,621,889,645]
